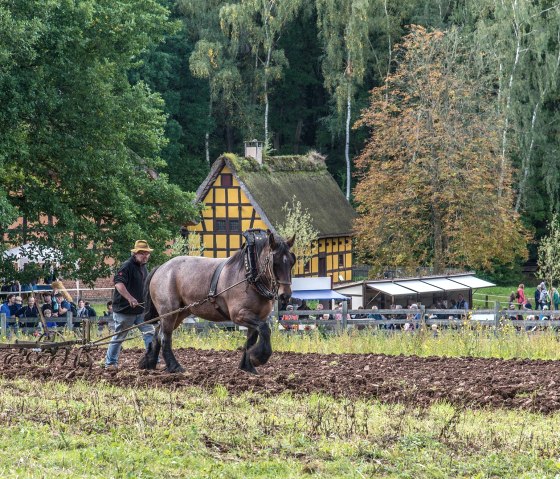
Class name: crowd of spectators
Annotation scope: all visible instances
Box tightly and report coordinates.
[0,290,114,335]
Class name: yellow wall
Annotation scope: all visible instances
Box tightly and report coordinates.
[188,164,353,283]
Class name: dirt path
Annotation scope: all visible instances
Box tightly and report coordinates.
[1,348,560,412]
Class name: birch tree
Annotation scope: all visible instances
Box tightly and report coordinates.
[316,0,375,200]
[537,215,560,291]
[220,0,303,149]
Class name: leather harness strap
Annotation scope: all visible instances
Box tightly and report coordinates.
[208,259,231,321]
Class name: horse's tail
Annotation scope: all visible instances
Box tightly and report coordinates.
[143,265,160,324]
[140,265,160,370]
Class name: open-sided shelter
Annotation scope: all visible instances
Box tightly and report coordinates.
[333,273,495,309]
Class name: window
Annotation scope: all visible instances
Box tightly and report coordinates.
[338,254,344,268]
[220,174,233,187]
[215,218,239,233]
[229,219,240,232]
[215,219,227,232]
[304,260,310,273]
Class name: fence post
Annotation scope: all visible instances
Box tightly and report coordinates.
[0,313,5,337]
[485,295,489,309]
[494,301,500,335]
[67,311,73,330]
[420,305,426,329]
[342,301,348,330]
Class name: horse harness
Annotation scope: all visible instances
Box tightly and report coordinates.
[208,229,283,320]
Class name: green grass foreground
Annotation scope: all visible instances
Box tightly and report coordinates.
[1,378,559,479]
[168,326,560,361]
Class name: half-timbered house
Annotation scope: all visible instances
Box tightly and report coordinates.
[188,151,356,283]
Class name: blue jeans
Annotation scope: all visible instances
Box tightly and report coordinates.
[105,312,155,366]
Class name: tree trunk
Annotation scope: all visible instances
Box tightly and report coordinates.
[294,118,303,154]
[498,25,521,198]
[515,102,538,213]
[345,81,352,200]
[205,95,212,164]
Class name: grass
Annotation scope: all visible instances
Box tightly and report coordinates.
[1,378,559,478]
[164,325,560,361]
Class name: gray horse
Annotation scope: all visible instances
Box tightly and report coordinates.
[139,229,296,374]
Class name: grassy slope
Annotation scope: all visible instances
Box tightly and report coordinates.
[0,378,559,479]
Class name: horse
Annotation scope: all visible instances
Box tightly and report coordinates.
[139,229,296,374]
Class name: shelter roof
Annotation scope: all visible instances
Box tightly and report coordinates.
[195,153,356,238]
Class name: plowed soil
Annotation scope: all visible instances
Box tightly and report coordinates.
[2,348,560,413]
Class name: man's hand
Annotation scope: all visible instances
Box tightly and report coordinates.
[129,298,139,308]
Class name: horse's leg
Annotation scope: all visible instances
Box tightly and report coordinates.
[160,316,185,373]
[139,324,161,370]
[238,318,272,374]
[239,327,259,374]
[248,321,272,367]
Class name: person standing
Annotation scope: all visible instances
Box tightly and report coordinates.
[516,284,525,310]
[104,240,155,369]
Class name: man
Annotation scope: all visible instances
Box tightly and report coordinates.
[104,240,155,369]
[41,292,57,315]
[0,294,16,318]
[53,293,71,318]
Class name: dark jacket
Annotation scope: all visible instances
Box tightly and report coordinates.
[112,256,148,315]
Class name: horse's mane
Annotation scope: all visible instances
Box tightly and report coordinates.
[228,232,289,270]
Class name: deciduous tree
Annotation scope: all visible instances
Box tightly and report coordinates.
[0,0,199,284]
[353,26,528,274]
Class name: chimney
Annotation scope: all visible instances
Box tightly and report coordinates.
[244,139,263,165]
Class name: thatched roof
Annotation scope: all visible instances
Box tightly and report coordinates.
[196,152,356,238]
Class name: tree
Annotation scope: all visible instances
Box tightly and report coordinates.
[316,0,376,200]
[353,26,528,274]
[0,0,199,284]
[537,215,560,290]
[277,196,318,275]
[220,0,304,148]
[170,231,204,257]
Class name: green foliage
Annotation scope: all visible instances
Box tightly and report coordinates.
[169,232,204,257]
[277,196,318,270]
[0,0,199,284]
[537,214,560,288]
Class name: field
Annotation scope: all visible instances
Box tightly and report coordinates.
[2,328,560,478]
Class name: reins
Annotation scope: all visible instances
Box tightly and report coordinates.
[79,229,290,350]
[78,275,250,350]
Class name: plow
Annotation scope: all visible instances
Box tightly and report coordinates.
[0,318,96,369]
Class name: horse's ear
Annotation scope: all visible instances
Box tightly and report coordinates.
[267,229,277,249]
[286,234,296,248]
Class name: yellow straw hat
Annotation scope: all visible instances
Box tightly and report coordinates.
[131,240,154,253]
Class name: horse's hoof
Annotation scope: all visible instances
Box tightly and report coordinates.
[240,363,258,375]
[165,364,185,374]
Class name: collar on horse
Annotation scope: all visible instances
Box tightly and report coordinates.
[208,229,278,320]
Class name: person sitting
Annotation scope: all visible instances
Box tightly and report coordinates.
[367,305,384,321]
[11,295,23,316]
[85,301,97,317]
[455,294,468,310]
[297,300,309,320]
[281,304,298,330]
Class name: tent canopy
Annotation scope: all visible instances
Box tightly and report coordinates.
[291,277,349,301]
[291,289,349,300]
[2,243,62,270]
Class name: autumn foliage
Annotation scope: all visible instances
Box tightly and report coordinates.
[353,26,528,273]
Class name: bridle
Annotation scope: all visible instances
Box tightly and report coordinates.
[243,229,292,300]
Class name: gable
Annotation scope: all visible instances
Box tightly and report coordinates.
[196,155,356,238]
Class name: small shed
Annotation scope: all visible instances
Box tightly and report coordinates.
[333,273,495,310]
[291,277,349,301]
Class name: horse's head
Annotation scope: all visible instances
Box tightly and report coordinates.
[268,230,296,304]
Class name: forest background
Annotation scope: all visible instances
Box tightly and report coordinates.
[1,0,559,284]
